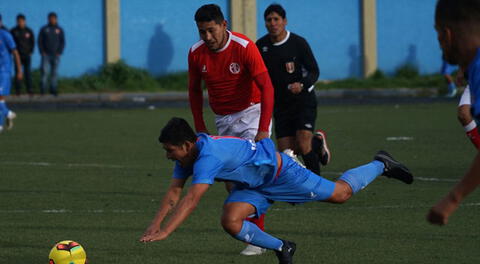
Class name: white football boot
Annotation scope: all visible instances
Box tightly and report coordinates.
[6,111,16,130]
[240,244,267,256]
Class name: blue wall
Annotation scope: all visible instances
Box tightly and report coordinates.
[120,0,228,75]
[377,0,441,75]
[257,0,362,79]
[0,0,104,77]
[1,0,443,80]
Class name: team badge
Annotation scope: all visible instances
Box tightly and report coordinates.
[25,33,30,38]
[285,61,295,74]
[262,46,268,52]
[202,65,207,72]
[229,62,241,74]
[55,28,61,34]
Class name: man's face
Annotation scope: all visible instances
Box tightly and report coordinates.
[196,20,227,51]
[48,16,57,25]
[163,142,195,167]
[435,23,458,65]
[265,12,287,37]
[17,18,26,28]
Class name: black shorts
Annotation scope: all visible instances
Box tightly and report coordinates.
[274,95,317,139]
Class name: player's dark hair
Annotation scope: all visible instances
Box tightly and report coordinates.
[195,4,225,24]
[159,117,197,146]
[264,4,286,20]
[48,12,57,18]
[16,14,25,20]
[435,0,480,30]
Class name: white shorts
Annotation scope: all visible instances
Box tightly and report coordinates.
[215,104,271,140]
[459,85,471,107]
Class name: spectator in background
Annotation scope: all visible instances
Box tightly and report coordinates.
[11,14,34,95]
[38,12,64,96]
[0,14,22,133]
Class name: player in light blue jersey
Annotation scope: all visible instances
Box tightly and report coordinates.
[441,59,458,97]
[0,14,22,133]
[428,0,480,225]
[140,118,413,264]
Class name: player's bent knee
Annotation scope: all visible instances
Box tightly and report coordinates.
[221,214,243,235]
[327,181,352,203]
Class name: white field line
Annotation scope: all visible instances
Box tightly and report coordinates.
[386,136,414,141]
[1,161,125,169]
[1,203,479,214]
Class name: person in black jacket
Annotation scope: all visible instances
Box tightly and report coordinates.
[256,4,330,175]
[38,12,65,96]
[11,14,34,95]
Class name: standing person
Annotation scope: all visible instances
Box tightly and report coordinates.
[441,59,458,97]
[139,117,413,264]
[256,4,330,175]
[427,0,480,225]
[38,12,65,96]
[10,14,34,95]
[0,14,22,133]
[188,4,274,255]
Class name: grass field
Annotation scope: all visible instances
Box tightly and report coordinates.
[1,102,480,263]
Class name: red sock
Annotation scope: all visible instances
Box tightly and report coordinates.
[466,128,480,149]
[246,214,265,231]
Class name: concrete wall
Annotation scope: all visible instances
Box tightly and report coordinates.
[0,0,442,80]
[0,0,104,77]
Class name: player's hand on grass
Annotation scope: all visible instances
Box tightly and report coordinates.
[140,230,169,242]
[140,224,161,242]
[288,82,303,94]
[426,192,460,225]
[254,131,269,142]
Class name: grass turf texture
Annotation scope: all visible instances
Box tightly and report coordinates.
[1,102,479,263]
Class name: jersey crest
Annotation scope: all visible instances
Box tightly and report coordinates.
[229,62,241,74]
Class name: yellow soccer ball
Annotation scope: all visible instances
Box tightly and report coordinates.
[49,240,87,264]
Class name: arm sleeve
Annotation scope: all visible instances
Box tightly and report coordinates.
[191,155,223,185]
[38,28,44,54]
[172,161,193,180]
[188,51,208,132]
[253,71,274,132]
[29,29,35,54]
[58,27,65,54]
[298,38,319,90]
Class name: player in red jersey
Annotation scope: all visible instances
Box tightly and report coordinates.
[188,4,274,256]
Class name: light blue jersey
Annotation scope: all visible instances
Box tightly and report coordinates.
[467,48,480,118]
[173,133,278,188]
[0,29,15,74]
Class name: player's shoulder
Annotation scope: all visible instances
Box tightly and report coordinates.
[230,31,253,49]
[289,32,308,44]
[189,39,206,54]
[256,34,270,46]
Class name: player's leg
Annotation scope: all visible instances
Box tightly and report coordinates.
[223,191,296,263]
[457,86,480,149]
[296,129,320,174]
[40,55,49,95]
[24,56,33,95]
[442,62,457,97]
[50,56,59,96]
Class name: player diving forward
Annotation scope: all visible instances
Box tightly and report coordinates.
[140,118,413,264]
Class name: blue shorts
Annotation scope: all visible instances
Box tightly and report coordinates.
[0,73,11,96]
[225,153,336,217]
[441,61,457,75]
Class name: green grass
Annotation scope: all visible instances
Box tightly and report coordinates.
[1,102,479,263]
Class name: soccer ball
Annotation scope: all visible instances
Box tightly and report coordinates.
[49,240,87,264]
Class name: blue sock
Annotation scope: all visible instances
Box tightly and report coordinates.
[234,220,283,251]
[0,101,9,116]
[448,82,456,92]
[339,160,384,193]
[0,101,6,126]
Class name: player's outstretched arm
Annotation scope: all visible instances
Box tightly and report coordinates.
[141,183,210,242]
[427,151,480,225]
[253,71,274,142]
[140,178,186,241]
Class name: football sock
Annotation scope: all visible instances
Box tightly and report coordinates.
[448,82,456,93]
[246,213,265,231]
[302,150,320,175]
[338,160,384,193]
[234,220,283,251]
[464,121,480,149]
[0,100,6,126]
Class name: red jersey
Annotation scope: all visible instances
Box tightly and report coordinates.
[188,31,268,115]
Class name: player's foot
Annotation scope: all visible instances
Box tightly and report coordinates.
[283,149,306,168]
[374,151,413,184]
[6,111,16,130]
[314,129,331,165]
[275,240,296,264]
[240,244,267,256]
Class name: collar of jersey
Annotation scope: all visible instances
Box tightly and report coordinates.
[273,30,290,46]
[215,30,233,53]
